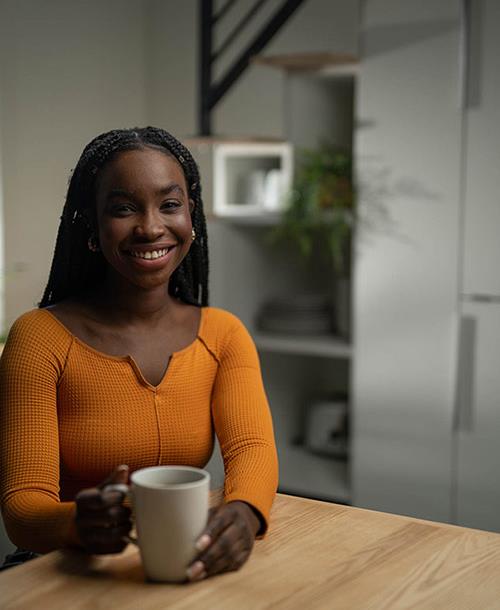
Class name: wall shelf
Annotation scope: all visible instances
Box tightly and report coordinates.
[252,52,359,78]
[254,332,351,358]
[205,40,355,506]
[277,444,350,504]
[187,139,293,217]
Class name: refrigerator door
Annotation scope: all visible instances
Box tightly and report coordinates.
[353,0,462,522]
[454,302,500,532]
[462,0,500,296]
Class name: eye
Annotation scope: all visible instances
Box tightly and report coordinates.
[109,202,135,216]
[160,200,182,211]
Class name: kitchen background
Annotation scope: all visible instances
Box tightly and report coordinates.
[1,0,499,560]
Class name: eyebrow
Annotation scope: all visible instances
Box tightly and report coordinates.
[106,183,186,199]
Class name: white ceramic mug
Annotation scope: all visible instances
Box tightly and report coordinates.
[110,466,210,582]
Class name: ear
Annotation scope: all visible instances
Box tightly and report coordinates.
[189,198,195,214]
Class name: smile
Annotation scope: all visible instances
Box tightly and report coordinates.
[127,247,172,260]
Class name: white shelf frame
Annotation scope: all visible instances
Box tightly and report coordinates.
[213,142,293,216]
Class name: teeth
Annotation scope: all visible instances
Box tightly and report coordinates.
[130,248,170,259]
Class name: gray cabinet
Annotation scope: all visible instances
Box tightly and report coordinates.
[454,0,500,532]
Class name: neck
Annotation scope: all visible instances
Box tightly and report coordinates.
[90,275,177,324]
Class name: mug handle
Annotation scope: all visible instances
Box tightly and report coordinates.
[103,483,139,546]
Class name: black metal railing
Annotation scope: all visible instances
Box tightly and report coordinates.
[198,0,306,135]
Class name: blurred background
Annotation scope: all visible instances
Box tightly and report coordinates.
[1,0,499,559]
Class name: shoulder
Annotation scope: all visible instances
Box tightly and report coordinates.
[8,308,70,340]
[200,307,258,362]
[3,308,73,364]
[201,306,250,340]
[202,306,245,331]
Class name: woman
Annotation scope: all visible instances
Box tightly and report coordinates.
[0,127,278,580]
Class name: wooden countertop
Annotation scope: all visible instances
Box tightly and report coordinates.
[3,493,500,609]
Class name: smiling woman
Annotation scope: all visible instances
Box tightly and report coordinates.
[0,127,278,580]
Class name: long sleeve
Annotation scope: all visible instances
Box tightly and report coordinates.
[0,312,78,553]
[211,315,279,534]
[0,306,279,552]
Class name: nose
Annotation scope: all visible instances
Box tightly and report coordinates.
[133,209,165,241]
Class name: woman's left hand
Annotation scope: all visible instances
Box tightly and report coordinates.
[186,501,260,581]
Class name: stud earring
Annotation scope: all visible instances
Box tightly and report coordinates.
[87,234,100,253]
[191,229,196,242]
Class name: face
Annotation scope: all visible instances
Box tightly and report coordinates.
[94,147,194,291]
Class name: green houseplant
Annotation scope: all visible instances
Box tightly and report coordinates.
[271,144,354,274]
[267,144,355,338]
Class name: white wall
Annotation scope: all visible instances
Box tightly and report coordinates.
[144,0,198,136]
[0,0,148,328]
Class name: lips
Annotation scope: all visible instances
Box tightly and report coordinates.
[123,245,177,267]
[128,247,171,260]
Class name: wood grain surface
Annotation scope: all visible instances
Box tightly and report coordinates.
[3,493,500,609]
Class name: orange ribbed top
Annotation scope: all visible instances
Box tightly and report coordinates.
[0,307,278,553]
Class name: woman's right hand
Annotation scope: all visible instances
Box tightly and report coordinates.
[75,464,132,554]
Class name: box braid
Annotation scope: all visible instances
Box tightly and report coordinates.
[39,127,209,308]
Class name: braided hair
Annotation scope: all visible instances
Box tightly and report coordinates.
[40,127,209,308]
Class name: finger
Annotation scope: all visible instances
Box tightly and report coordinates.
[75,488,106,511]
[187,527,251,581]
[103,483,129,495]
[229,549,252,572]
[196,523,246,573]
[80,523,132,540]
[108,504,132,523]
[76,487,126,511]
[195,505,233,552]
[101,485,128,507]
[205,553,233,577]
[207,546,252,577]
[80,523,132,555]
[76,505,131,529]
[98,465,129,490]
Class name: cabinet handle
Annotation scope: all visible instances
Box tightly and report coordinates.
[458,0,471,109]
[453,315,476,432]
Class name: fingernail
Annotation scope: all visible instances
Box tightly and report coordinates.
[186,560,205,581]
[195,534,211,552]
[117,464,129,472]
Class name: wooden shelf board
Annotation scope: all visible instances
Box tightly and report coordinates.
[254,332,351,358]
[252,51,359,77]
